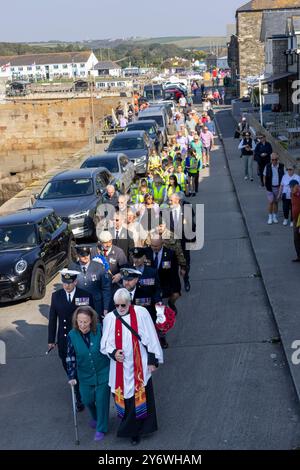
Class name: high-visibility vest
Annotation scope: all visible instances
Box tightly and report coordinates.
[167,185,181,198]
[130,186,139,204]
[152,185,166,204]
[176,173,186,191]
[186,157,198,174]
[149,155,161,169]
[136,193,147,204]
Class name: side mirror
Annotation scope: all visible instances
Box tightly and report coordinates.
[34,193,40,200]
[96,188,103,196]
[104,147,108,152]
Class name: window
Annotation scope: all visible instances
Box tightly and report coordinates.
[72,63,77,68]
[48,213,62,230]
[63,64,68,69]
[27,66,32,71]
[18,67,23,71]
[97,82,106,88]
[38,217,55,240]
[53,65,59,69]
[119,156,129,171]
[80,71,85,76]
[117,82,125,87]
[36,66,41,70]
[80,63,85,68]
[11,67,15,72]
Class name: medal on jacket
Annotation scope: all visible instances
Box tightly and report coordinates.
[75,297,90,306]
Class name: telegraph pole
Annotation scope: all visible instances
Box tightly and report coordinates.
[90,79,96,155]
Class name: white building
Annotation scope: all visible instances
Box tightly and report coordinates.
[217,56,229,69]
[0,51,98,80]
[95,78,133,90]
[92,61,122,77]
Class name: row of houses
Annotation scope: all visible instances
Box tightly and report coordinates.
[0,51,152,81]
[228,0,300,112]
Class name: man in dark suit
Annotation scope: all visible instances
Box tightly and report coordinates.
[48,269,94,411]
[145,235,181,313]
[110,211,134,260]
[169,192,196,293]
[69,245,112,319]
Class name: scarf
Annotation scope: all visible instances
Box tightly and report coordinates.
[114,305,147,420]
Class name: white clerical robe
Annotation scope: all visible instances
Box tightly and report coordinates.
[100,306,163,399]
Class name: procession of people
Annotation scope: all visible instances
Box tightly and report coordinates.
[48,88,217,446]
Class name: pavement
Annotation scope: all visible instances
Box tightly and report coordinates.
[216,108,300,404]
[1,115,300,449]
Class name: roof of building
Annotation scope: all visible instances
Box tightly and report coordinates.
[94,60,121,70]
[260,9,300,40]
[237,0,300,14]
[0,51,93,67]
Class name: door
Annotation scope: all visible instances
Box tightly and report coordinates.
[119,155,133,192]
[48,212,69,269]
[37,216,58,277]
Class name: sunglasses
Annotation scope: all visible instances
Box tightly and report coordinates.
[115,304,126,308]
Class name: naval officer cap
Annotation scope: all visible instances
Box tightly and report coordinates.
[130,247,146,259]
[120,267,142,280]
[75,245,91,256]
[60,268,80,284]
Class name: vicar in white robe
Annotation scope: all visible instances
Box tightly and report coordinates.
[101,286,163,445]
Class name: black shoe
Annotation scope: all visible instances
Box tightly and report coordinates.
[160,337,169,349]
[292,258,300,263]
[76,402,85,412]
[168,302,178,315]
[131,436,141,446]
[184,280,191,292]
[192,193,196,197]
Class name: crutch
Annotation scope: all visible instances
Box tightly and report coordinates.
[70,383,80,445]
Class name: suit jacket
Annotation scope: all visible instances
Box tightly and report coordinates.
[68,260,112,316]
[91,244,128,275]
[110,228,134,259]
[132,265,162,323]
[48,287,94,357]
[144,246,181,297]
[170,201,196,249]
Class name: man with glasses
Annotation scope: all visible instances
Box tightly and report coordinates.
[263,153,284,225]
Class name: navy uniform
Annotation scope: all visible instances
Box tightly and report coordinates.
[124,247,162,323]
[69,246,112,318]
[48,269,94,411]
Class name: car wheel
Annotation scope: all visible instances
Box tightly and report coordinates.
[31,267,46,300]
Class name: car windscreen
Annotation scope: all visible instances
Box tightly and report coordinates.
[82,158,119,173]
[108,137,145,151]
[139,115,163,127]
[126,124,156,137]
[39,178,94,199]
[144,89,163,100]
[0,224,37,249]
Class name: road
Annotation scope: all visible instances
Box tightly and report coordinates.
[1,116,300,450]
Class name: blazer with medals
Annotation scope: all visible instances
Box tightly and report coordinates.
[48,287,94,358]
[68,260,112,316]
[132,265,162,323]
[144,246,181,297]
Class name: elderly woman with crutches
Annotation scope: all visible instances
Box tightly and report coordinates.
[66,306,110,441]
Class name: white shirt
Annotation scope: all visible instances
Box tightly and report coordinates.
[281,173,300,198]
[179,96,187,107]
[101,306,163,398]
[65,287,76,303]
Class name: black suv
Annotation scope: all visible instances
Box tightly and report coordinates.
[0,208,74,302]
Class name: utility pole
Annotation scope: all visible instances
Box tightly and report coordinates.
[90,79,96,155]
[259,76,263,126]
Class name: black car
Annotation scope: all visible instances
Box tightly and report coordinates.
[105,130,152,175]
[34,168,115,239]
[124,120,163,153]
[0,208,74,302]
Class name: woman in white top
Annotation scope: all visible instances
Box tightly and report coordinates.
[278,166,300,226]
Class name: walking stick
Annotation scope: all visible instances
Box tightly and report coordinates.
[70,383,80,445]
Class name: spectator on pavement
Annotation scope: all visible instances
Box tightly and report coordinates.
[290,180,300,262]
[238,131,255,181]
[263,153,284,225]
[278,166,300,226]
[254,135,272,187]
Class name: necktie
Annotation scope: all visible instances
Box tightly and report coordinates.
[82,266,87,274]
[68,294,72,303]
[116,230,119,240]
[130,292,133,302]
[154,252,159,268]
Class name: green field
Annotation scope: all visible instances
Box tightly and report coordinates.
[134,36,227,48]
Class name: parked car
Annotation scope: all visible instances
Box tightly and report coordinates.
[80,152,135,194]
[124,120,164,153]
[138,106,169,144]
[143,84,164,101]
[105,130,152,175]
[0,208,74,302]
[34,168,115,239]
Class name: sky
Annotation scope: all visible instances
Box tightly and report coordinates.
[1,0,244,42]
